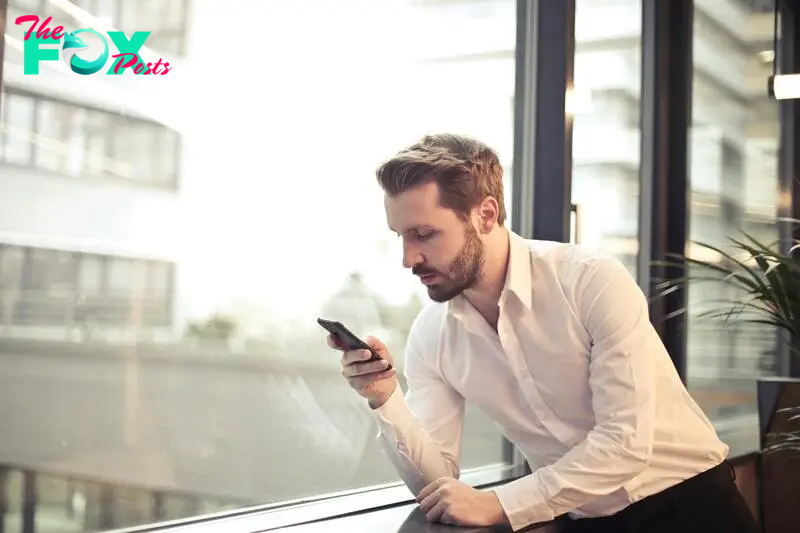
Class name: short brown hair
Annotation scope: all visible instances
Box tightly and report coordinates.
[376,133,507,225]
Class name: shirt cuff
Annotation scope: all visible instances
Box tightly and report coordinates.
[370,385,415,434]
[492,475,554,531]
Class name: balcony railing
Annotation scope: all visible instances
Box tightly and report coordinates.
[0,461,253,533]
[0,289,172,333]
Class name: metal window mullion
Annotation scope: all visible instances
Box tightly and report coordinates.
[506,0,576,473]
[776,0,800,377]
[638,0,694,382]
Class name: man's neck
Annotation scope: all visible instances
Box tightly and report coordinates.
[462,227,510,330]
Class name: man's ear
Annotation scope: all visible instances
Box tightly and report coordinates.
[476,196,499,233]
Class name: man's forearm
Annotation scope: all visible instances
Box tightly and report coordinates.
[371,387,460,495]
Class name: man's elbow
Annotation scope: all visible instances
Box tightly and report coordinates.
[597,424,653,475]
[402,455,460,497]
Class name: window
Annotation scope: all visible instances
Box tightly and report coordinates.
[2,92,35,165]
[18,248,78,325]
[0,246,24,327]
[9,0,42,10]
[78,255,104,296]
[0,1,516,530]
[0,90,180,188]
[85,110,111,179]
[95,0,118,21]
[0,246,24,292]
[110,120,157,184]
[0,245,174,330]
[146,33,186,56]
[687,2,779,453]
[571,0,642,274]
[36,100,87,176]
[117,0,188,56]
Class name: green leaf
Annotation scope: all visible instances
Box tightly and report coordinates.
[650,218,800,356]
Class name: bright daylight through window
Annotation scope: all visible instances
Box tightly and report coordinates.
[0,0,784,531]
[0,0,516,530]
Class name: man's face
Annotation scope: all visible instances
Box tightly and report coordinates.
[385,182,484,302]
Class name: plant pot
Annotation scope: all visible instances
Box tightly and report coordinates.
[757,377,800,533]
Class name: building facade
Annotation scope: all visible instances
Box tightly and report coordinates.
[0,0,189,343]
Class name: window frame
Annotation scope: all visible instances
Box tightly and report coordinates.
[0,242,175,327]
[0,0,796,531]
[0,87,182,190]
[104,1,568,528]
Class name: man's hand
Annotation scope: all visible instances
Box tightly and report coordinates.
[328,333,397,408]
[417,477,509,527]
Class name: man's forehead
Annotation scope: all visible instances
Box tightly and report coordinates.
[390,182,440,204]
[386,206,457,235]
[384,183,457,231]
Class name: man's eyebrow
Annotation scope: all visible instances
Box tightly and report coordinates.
[388,225,430,235]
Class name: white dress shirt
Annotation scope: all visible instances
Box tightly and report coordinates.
[370,230,729,531]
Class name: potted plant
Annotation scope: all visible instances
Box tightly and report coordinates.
[652,218,799,531]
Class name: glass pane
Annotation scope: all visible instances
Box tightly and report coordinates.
[571,0,642,276]
[164,0,187,30]
[107,257,134,292]
[85,111,110,178]
[78,255,104,295]
[148,33,185,56]
[9,0,41,10]
[0,246,24,325]
[18,248,78,325]
[146,262,171,293]
[687,2,779,454]
[111,120,156,184]
[120,0,165,33]
[95,0,118,22]
[0,1,516,530]
[157,129,178,185]
[3,93,35,165]
[73,0,94,11]
[36,100,86,176]
[65,108,88,176]
[0,246,24,291]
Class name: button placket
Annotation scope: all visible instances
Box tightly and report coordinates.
[503,317,576,446]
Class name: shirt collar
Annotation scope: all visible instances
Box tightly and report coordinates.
[448,230,533,321]
[503,230,533,310]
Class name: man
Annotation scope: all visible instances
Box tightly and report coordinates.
[327,134,759,532]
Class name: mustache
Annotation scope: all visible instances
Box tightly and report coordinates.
[412,265,439,277]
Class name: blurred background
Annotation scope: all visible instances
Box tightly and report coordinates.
[0,0,785,531]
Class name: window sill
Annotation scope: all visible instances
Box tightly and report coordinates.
[106,463,524,533]
[105,448,761,533]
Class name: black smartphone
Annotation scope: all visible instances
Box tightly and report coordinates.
[317,318,392,370]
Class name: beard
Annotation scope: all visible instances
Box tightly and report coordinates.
[412,223,485,303]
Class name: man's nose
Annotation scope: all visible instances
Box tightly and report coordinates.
[402,244,422,270]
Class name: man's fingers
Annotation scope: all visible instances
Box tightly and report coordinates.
[439,509,455,526]
[341,349,374,365]
[346,369,396,391]
[418,489,438,514]
[425,498,448,524]
[342,359,389,377]
[417,478,445,502]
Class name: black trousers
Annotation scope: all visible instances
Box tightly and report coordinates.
[560,462,760,533]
